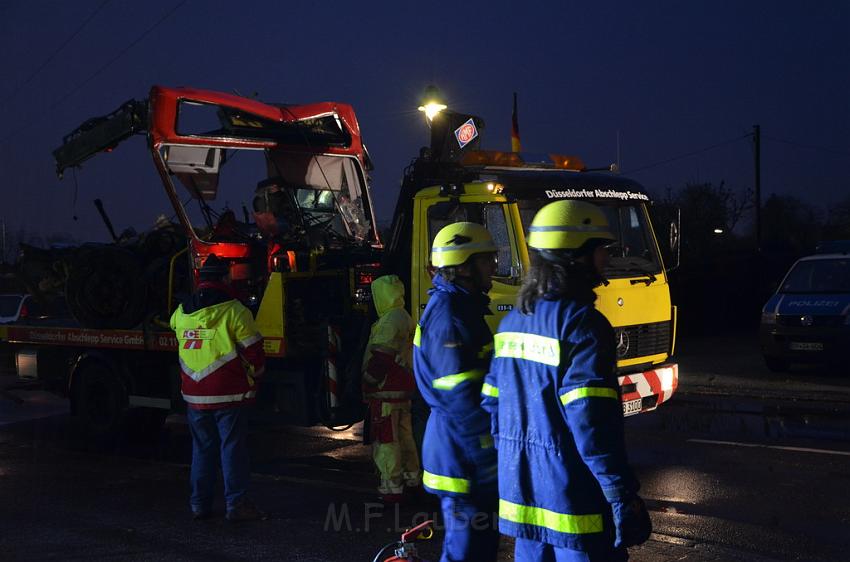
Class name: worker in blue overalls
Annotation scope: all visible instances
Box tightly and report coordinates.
[482,200,652,561]
[413,221,500,562]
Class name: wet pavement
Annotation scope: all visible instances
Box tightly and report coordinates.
[1,334,849,561]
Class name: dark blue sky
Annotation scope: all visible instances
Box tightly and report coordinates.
[1,0,847,244]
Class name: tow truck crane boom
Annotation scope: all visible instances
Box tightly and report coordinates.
[53,99,148,178]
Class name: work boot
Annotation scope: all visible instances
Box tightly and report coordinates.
[225,500,265,522]
[191,505,212,521]
[192,509,212,521]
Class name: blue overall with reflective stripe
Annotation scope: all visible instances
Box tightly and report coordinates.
[413,275,497,497]
[482,296,638,551]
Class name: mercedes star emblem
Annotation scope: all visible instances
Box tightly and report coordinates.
[616,329,630,358]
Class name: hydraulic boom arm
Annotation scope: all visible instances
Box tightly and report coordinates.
[53,99,148,178]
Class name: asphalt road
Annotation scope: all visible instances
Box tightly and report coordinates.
[1,334,849,561]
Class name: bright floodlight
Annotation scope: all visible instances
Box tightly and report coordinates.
[713,228,724,234]
[418,84,447,122]
[418,101,447,121]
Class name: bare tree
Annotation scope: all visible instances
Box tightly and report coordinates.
[761,194,822,253]
[658,181,752,260]
[823,194,850,240]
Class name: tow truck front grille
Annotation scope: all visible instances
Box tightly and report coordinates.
[614,321,670,361]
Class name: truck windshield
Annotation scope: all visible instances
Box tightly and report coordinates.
[162,145,371,243]
[781,258,850,294]
[517,200,661,277]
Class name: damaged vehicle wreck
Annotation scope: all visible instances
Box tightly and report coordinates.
[1,86,383,437]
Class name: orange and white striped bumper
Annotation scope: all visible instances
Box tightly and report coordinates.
[618,363,679,416]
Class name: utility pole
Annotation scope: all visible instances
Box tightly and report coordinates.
[753,124,761,251]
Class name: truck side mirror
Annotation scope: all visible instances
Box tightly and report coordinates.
[666,209,681,272]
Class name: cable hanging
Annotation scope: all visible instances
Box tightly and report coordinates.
[0,0,187,146]
[1,0,113,105]
[48,0,188,111]
[623,133,752,175]
[762,135,850,157]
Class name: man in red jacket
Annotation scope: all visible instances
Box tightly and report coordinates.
[170,254,266,521]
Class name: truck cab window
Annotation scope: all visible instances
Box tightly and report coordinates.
[427,201,516,279]
[518,200,661,277]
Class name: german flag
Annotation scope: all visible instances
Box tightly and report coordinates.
[511,92,522,153]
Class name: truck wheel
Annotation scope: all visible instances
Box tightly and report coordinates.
[72,360,128,443]
[764,356,790,373]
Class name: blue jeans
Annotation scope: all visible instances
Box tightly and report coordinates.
[514,537,628,562]
[187,406,250,512]
[439,495,500,562]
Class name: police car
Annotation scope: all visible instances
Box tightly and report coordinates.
[760,241,850,372]
[0,294,32,324]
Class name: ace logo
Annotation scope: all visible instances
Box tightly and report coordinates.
[182,328,214,349]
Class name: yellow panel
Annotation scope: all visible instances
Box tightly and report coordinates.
[263,338,283,356]
[596,279,671,328]
[255,272,285,338]
[671,305,677,356]
[617,353,668,369]
[411,194,433,323]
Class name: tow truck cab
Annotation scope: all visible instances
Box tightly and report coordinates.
[385,112,678,416]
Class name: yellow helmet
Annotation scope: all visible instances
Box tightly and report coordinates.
[527,200,615,251]
[431,222,497,268]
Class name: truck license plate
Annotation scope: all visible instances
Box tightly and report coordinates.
[789,342,823,351]
[623,398,642,416]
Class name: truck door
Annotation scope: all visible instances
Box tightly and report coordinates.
[412,197,524,332]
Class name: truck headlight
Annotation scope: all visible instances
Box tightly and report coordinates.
[761,312,777,325]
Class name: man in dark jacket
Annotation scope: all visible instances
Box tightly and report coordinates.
[414,221,500,562]
[482,200,652,561]
[170,254,266,521]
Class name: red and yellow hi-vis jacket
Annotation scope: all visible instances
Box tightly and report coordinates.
[170,283,265,410]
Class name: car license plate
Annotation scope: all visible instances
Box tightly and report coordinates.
[623,398,642,416]
[789,342,823,351]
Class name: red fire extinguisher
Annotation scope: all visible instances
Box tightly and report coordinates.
[371,519,434,562]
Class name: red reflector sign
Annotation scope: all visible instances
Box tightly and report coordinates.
[454,118,478,148]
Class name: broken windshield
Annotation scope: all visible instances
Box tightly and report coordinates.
[158,144,372,245]
[175,100,352,147]
[517,200,661,277]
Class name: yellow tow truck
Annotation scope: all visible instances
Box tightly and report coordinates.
[383,108,678,416]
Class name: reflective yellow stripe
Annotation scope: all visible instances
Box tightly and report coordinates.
[432,369,485,390]
[423,470,470,494]
[499,499,603,535]
[479,435,495,449]
[481,382,499,398]
[414,324,422,347]
[494,332,560,366]
[559,387,619,406]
